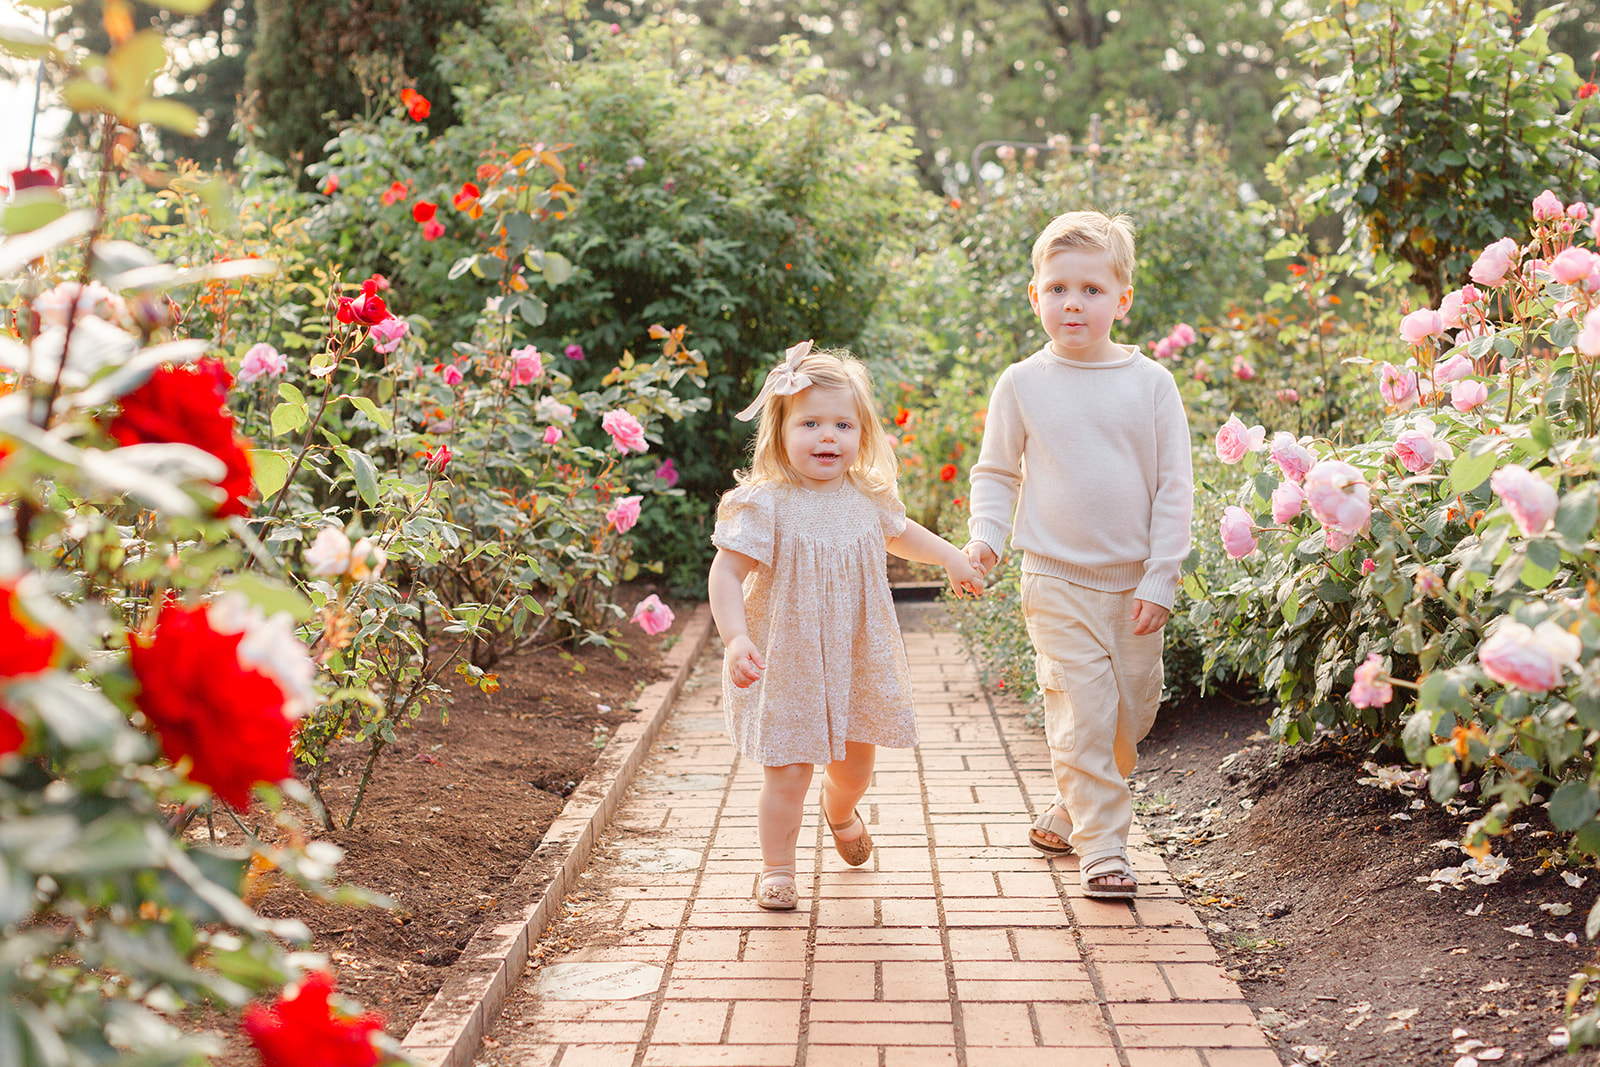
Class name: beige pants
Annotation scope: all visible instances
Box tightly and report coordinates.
[1021,573,1165,865]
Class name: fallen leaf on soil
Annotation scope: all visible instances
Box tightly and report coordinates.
[1539,902,1573,916]
[1503,924,1535,937]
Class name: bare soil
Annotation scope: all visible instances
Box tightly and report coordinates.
[1135,690,1600,1066]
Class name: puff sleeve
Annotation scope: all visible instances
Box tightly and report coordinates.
[878,494,908,542]
[712,484,776,567]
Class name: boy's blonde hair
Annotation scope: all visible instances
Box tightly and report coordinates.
[1030,210,1137,287]
[730,348,900,506]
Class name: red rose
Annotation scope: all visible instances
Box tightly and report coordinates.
[0,582,60,754]
[399,88,430,122]
[894,407,910,427]
[335,277,391,326]
[939,463,958,482]
[10,166,59,191]
[244,972,385,1067]
[426,443,451,472]
[411,200,437,223]
[451,182,480,210]
[128,600,295,807]
[109,358,255,517]
[1581,82,1598,100]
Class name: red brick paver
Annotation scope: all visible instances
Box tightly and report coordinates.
[470,605,1277,1067]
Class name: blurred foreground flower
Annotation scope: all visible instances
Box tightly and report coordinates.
[244,971,386,1067]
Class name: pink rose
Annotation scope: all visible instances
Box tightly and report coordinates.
[1435,353,1472,383]
[1451,379,1489,412]
[1214,415,1265,464]
[508,345,544,385]
[542,425,563,445]
[1479,619,1580,693]
[1349,652,1393,708]
[1393,425,1443,474]
[1469,237,1520,286]
[631,594,675,636]
[238,343,287,384]
[1276,388,1300,404]
[1549,247,1599,286]
[605,495,642,534]
[1232,357,1255,380]
[443,365,464,386]
[1360,557,1376,575]
[1171,323,1197,346]
[1399,308,1445,344]
[1219,506,1257,559]
[564,343,585,361]
[654,458,680,488]
[1491,464,1557,536]
[1580,308,1600,358]
[1325,526,1359,552]
[1438,290,1467,329]
[1269,432,1315,484]
[601,409,648,454]
[1305,459,1371,536]
[369,317,410,354]
[1532,189,1565,221]
[1152,337,1176,360]
[1570,202,1591,221]
[304,526,352,578]
[1271,481,1305,523]
[1378,362,1420,409]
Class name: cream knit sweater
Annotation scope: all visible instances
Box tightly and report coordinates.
[966,344,1194,610]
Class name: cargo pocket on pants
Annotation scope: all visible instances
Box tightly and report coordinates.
[1036,653,1075,753]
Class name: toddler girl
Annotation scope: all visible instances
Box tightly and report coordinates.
[706,341,984,910]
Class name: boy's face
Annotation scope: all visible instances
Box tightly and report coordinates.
[1028,247,1134,363]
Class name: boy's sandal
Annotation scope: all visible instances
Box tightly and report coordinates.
[754,869,798,911]
[1080,853,1138,899]
[1028,806,1074,857]
[819,784,873,867]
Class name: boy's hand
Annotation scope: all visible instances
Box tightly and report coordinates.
[965,541,998,576]
[944,552,985,598]
[1130,599,1170,636]
[725,635,766,688]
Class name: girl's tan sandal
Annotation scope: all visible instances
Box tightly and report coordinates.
[754,870,798,911]
[820,784,873,866]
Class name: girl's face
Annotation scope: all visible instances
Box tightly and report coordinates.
[781,385,862,492]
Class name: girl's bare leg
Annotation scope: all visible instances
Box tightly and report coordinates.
[820,741,876,841]
[759,762,815,866]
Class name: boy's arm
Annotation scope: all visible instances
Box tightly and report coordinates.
[965,370,1024,570]
[1132,383,1195,612]
[708,548,764,687]
[886,520,984,596]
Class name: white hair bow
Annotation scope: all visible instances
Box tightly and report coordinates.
[734,339,815,421]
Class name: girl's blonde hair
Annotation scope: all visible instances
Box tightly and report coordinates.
[731,348,900,505]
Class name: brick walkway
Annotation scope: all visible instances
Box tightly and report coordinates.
[473,604,1278,1067]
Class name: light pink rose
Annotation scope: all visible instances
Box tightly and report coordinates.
[601,409,649,454]
[1491,464,1557,536]
[1269,432,1315,484]
[369,317,410,354]
[1361,557,1376,575]
[304,526,352,577]
[1451,379,1489,412]
[348,537,386,583]
[536,397,574,424]
[1219,506,1257,559]
[605,495,642,534]
[1271,481,1305,523]
[1580,307,1600,358]
[1570,202,1591,221]
[1378,362,1420,409]
[1305,459,1371,536]
[1232,357,1255,380]
[1549,247,1600,286]
[1324,526,1359,552]
[1435,353,1472,383]
[1349,652,1393,708]
[508,345,544,385]
[1276,388,1299,404]
[1171,323,1197,346]
[1399,308,1445,344]
[1393,428,1441,473]
[631,594,675,636]
[443,365,464,386]
[1469,237,1520,287]
[1151,337,1176,360]
[1532,189,1565,221]
[238,343,287,384]
[1214,415,1266,464]
[1478,619,1580,693]
[1438,290,1467,329]
[543,425,563,445]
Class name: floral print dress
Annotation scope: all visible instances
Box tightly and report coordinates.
[712,479,917,766]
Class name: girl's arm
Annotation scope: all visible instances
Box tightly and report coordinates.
[886,520,985,597]
[708,547,765,687]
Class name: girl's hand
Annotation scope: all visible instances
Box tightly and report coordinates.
[944,550,985,598]
[725,635,766,688]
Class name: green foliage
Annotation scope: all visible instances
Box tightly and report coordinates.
[1275,0,1600,303]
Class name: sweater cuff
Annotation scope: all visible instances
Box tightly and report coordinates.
[967,519,1010,557]
[1133,571,1179,611]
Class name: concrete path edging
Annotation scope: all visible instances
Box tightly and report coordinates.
[399,604,715,1067]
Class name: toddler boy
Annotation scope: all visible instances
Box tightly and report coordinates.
[965,210,1193,898]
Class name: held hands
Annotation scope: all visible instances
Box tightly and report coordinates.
[944,548,985,598]
[725,634,766,688]
[1131,598,1170,636]
[964,541,998,579]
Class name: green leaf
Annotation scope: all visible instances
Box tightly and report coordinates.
[2,191,67,235]
[249,448,291,500]
[1450,438,1502,494]
[515,294,548,327]
[107,31,169,95]
[1402,709,1436,763]
[218,573,313,622]
[341,448,379,506]
[542,250,574,285]
[1418,670,1473,715]
[1555,487,1599,545]
[447,255,478,281]
[1548,782,1600,832]
[1521,539,1561,590]
[270,399,308,437]
[1429,761,1460,803]
[342,394,393,431]
[277,381,306,406]
[130,98,200,135]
